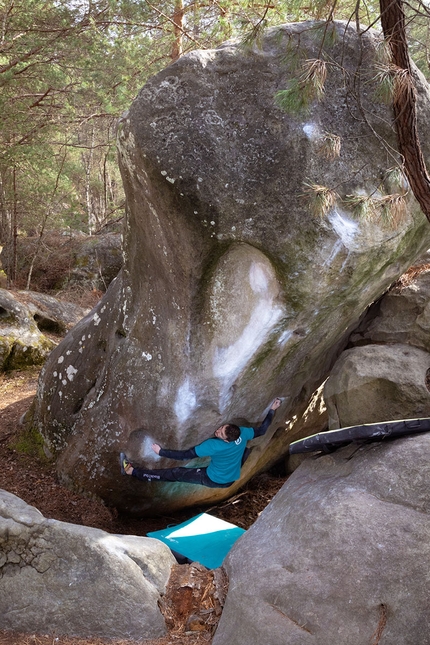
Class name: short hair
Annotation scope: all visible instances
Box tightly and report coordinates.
[224,424,240,442]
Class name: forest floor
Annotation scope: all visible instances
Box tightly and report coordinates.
[0,367,288,645]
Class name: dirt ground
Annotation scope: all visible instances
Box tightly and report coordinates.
[0,368,288,645]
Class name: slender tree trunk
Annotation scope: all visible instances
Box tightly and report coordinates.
[25,209,50,290]
[3,166,18,289]
[103,150,108,226]
[171,0,184,62]
[25,148,67,289]
[10,166,18,287]
[82,124,96,234]
[379,0,430,221]
[0,168,10,246]
[0,168,14,287]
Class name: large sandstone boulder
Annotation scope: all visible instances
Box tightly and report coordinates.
[324,343,430,427]
[325,268,430,427]
[30,21,430,514]
[0,489,175,640]
[214,433,430,645]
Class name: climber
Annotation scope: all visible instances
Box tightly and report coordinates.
[120,397,282,488]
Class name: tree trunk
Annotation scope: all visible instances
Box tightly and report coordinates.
[171,0,184,62]
[379,0,430,221]
[82,124,96,234]
[10,166,18,287]
[0,169,11,246]
[25,209,50,290]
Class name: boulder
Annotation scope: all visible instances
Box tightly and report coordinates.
[0,288,92,371]
[324,343,430,427]
[350,268,430,352]
[0,489,175,640]
[0,289,55,370]
[15,290,90,334]
[325,268,430,427]
[67,231,123,290]
[214,433,430,645]
[30,21,430,514]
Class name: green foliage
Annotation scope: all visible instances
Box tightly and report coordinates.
[384,167,405,191]
[276,58,327,114]
[281,40,310,73]
[377,194,408,225]
[304,165,408,223]
[276,78,312,114]
[0,0,428,291]
[373,64,396,104]
[343,167,409,225]
[344,194,376,220]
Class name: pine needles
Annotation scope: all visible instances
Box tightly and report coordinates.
[275,58,327,115]
[302,182,338,217]
[373,62,414,104]
[317,131,341,159]
[344,192,407,225]
[304,168,408,223]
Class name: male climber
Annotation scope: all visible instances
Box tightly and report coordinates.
[120,397,282,488]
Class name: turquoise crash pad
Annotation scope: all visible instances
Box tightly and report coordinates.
[147,512,246,569]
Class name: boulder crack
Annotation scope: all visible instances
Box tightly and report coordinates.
[370,603,387,645]
[267,603,313,634]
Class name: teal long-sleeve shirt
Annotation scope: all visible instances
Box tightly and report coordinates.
[159,408,275,484]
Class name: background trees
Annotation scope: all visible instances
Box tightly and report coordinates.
[0,0,293,287]
[0,0,429,289]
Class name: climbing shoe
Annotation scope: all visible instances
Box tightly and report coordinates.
[120,452,131,475]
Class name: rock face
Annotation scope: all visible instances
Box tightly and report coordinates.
[214,434,430,645]
[325,269,430,427]
[30,21,430,514]
[350,267,430,351]
[0,489,175,640]
[324,343,430,427]
[16,290,91,334]
[67,231,123,290]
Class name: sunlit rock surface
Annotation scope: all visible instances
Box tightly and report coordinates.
[324,343,430,427]
[325,268,430,427]
[214,433,430,645]
[31,21,430,514]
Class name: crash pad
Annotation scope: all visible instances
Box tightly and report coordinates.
[147,512,245,569]
[289,417,430,454]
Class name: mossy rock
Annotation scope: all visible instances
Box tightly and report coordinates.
[0,336,54,372]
